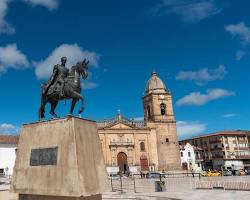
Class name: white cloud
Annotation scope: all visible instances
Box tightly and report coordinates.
[0,0,59,35]
[153,0,222,23]
[176,88,235,106]
[0,44,29,75]
[177,121,206,139]
[0,0,15,34]
[34,44,100,79]
[222,113,237,118]
[236,50,246,60]
[0,123,19,134]
[225,22,250,44]
[24,0,59,11]
[132,117,144,121]
[176,65,226,85]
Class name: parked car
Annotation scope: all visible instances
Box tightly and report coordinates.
[240,170,246,176]
[207,170,221,177]
[200,171,207,177]
[222,169,232,176]
[146,172,163,179]
[231,170,241,176]
[109,174,120,180]
[232,169,246,176]
[245,170,250,175]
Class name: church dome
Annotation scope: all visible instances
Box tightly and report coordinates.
[145,71,167,94]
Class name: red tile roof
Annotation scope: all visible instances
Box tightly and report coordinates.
[0,135,19,144]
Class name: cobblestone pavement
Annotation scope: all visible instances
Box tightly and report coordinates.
[1,176,250,200]
[102,190,250,200]
[1,190,250,200]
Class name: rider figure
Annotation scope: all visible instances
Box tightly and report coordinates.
[45,56,69,98]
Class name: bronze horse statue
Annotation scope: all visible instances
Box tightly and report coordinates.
[39,60,89,120]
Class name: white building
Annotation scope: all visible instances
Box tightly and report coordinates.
[0,135,18,176]
[180,143,204,172]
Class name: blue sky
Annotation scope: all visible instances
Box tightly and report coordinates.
[0,0,249,139]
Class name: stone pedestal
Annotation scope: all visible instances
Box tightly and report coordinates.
[11,116,108,199]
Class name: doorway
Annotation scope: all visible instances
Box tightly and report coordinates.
[140,157,149,171]
[182,162,188,170]
[117,152,128,173]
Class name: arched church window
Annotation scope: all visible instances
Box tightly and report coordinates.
[140,142,145,152]
[160,103,166,115]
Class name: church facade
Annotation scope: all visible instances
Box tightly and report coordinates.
[97,72,181,172]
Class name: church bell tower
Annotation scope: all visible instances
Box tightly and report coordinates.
[143,71,181,171]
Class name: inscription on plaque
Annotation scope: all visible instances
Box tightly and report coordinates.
[30,147,58,166]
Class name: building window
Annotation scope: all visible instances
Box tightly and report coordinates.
[188,152,191,157]
[166,138,169,143]
[140,142,145,152]
[198,163,200,167]
[160,103,166,115]
[181,152,183,157]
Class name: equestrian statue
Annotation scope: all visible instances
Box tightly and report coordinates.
[38,56,89,120]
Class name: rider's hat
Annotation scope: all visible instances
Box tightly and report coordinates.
[61,56,67,62]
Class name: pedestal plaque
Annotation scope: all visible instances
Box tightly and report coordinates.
[30,147,58,166]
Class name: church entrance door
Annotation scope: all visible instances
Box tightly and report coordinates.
[182,162,188,170]
[140,157,149,171]
[117,152,128,173]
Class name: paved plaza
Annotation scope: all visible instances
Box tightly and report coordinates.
[1,176,250,200]
[1,189,250,200]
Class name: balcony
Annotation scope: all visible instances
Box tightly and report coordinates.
[209,140,222,144]
[212,155,224,159]
[235,155,250,159]
[210,147,223,150]
[109,141,134,147]
[238,147,249,150]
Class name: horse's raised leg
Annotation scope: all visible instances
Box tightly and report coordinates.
[72,92,84,114]
[49,99,59,118]
[70,98,78,115]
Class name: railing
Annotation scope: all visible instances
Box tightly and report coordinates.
[109,172,201,193]
[209,141,222,144]
[239,147,249,150]
[109,141,134,146]
[235,155,250,159]
[210,147,223,150]
[211,155,224,158]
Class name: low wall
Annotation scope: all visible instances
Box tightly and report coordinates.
[195,181,250,191]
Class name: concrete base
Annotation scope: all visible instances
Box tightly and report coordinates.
[19,194,101,200]
[11,116,108,198]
